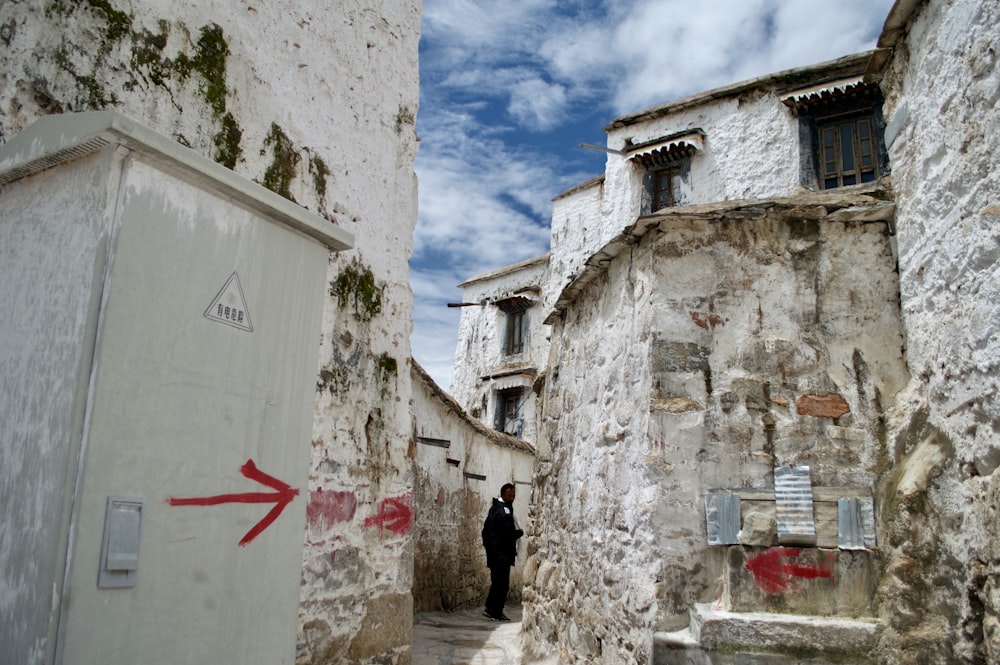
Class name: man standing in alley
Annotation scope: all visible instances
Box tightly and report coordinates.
[482,483,523,621]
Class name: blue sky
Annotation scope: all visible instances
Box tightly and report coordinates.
[411,0,895,390]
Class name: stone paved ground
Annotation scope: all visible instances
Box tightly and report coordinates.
[413,605,527,665]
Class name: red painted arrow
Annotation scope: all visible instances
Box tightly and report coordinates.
[745,547,834,595]
[166,459,299,547]
[363,495,413,536]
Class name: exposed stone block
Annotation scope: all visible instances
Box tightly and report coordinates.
[652,339,710,373]
[796,393,850,419]
[739,510,776,547]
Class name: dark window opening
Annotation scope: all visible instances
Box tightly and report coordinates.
[817,114,878,189]
[653,166,679,211]
[790,81,888,191]
[640,160,689,215]
[505,308,527,355]
[495,388,525,438]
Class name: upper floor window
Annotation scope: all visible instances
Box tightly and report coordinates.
[506,309,526,355]
[783,77,888,191]
[817,113,878,189]
[495,387,525,437]
[652,166,680,211]
[627,130,704,215]
[495,294,535,357]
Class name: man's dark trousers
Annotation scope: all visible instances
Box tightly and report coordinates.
[485,563,510,618]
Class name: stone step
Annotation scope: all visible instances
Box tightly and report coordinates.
[653,603,882,665]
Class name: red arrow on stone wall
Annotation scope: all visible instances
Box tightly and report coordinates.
[166,459,299,547]
[745,547,834,595]
[363,495,413,536]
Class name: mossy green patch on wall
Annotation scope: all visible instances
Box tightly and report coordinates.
[376,353,398,382]
[331,261,384,322]
[40,2,243,170]
[174,23,229,117]
[310,154,331,201]
[263,123,301,201]
[214,112,243,169]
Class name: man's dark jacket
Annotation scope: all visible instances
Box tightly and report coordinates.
[481,497,522,568]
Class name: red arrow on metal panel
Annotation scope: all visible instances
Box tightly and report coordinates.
[744,547,834,595]
[166,459,300,547]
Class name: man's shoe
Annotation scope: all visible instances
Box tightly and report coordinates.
[499,613,511,621]
[482,611,499,621]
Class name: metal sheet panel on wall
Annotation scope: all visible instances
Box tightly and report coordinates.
[775,465,817,546]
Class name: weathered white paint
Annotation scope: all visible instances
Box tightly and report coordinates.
[543,54,879,339]
[527,191,907,665]
[1,2,419,664]
[548,177,605,314]
[874,0,1000,662]
[514,49,910,664]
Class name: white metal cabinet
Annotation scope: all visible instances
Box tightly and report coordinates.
[0,112,352,665]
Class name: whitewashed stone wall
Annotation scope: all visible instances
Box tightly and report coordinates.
[875,0,1000,662]
[410,362,534,612]
[525,192,907,665]
[548,176,605,311]
[0,2,420,664]
[452,255,549,443]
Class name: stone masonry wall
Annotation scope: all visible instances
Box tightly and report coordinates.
[0,2,421,664]
[410,362,534,612]
[524,191,908,665]
[875,0,1000,662]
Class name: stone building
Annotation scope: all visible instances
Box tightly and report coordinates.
[452,0,1000,663]
[451,255,550,444]
[0,1,421,664]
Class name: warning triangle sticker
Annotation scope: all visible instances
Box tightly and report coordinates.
[204,272,253,332]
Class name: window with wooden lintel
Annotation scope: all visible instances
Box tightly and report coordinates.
[783,78,888,191]
[629,130,702,215]
[495,295,534,357]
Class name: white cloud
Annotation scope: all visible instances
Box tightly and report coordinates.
[507,77,569,131]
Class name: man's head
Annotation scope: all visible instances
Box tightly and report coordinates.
[500,483,515,504]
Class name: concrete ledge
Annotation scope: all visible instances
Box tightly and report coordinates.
[692,603,880,656]
[654,603,883,664]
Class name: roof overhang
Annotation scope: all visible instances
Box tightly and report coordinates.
[627,130,705,168]
[491,373,536,391]
[494,293,539,312]
[780,76,881,116]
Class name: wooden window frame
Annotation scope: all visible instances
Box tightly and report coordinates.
[652,166,680,211]
[505,308,526,356]
[816,112,879,189]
